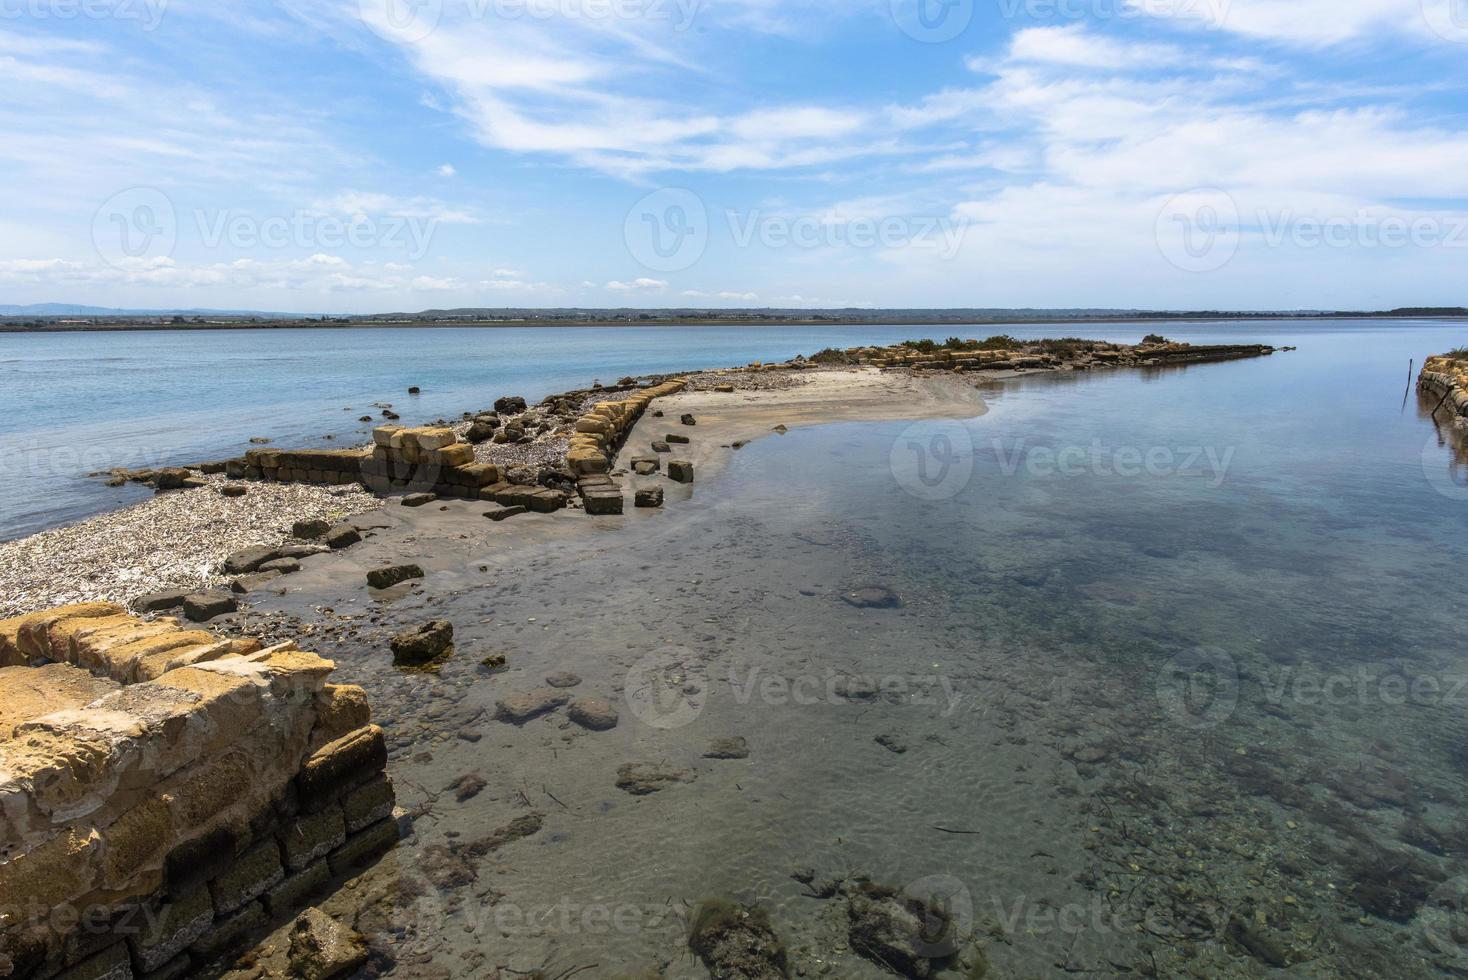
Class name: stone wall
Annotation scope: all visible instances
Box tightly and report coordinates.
[0,604,395,980]
[566,379,688,477]
[844,341,1275,372]
[1420,356,1468,421]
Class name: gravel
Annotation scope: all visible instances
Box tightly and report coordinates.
[0,477,377,618]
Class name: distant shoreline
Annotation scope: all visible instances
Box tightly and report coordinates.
[4,313,1468,334]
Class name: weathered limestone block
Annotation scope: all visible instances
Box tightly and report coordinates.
[209,840,284,915]
[296,727,387,813]
[0,603,127,667]
[340,776,395,834]
[129,883,213,972]
[265,860,330,917]
[98,795,173,890]
[0,666,119,742]
[52,942,131,980]
[312,685,371,747]
[327,818,400,877]
[0,827,100,917]
[282,807,346,872]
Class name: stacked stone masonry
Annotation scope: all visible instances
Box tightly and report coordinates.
[566,379,688,515]
[1420,355,1468,422]
[0,604,396,980]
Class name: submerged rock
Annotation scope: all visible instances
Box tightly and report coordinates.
[544,671,583,688]
[495,688,571,724]
[687,900,789,980]
[367,564,424,590]
[842,586,903,609]
[568,698,619,731]
[390,620,454,666]
[616,763,695,795]
[704,737,750,760]
[847,883,957,978]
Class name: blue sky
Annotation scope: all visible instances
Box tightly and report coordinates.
[2,0,1468,312]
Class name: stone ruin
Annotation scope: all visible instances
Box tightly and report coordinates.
[215,380,692,518]
[0,603,396,979]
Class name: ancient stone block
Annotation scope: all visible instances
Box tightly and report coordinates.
[189,900,265,958]
[130,591,191,614]
[292,519,331,540]
[341,776,395,834]
[281,807,346,871]
[582,491,624,516]
[129,884,213,972]
[668,460,695,484]
[327,819,399,877]
[53,942,132,980]
[0,664,119,741]
[181,593,236,622]
[163,824,239,894]
[485,505,527,521]
[209,841,284,915]
[635,486,664,509]
[264,860,330,916]
[222,547,277,575]
[296,727,387,812]
[324,525,360,549]
[230,571,282,594]
[100,796,174,889]
[175,752,252,829]
[0,826,99,912]
[313,685,371,746]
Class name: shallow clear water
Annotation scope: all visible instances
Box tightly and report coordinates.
[259,319,1468,978]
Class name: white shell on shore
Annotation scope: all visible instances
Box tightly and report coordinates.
[0,476,378,618]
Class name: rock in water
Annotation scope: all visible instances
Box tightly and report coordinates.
[494,689,571,724]
[635,486,664,509]
[287,908,367,980]
[668,460,694,484]
[688,900,789,980]
[615,763,695,795]
[704,736,750,759]
[568,698,619,731]
[367,564,424,589]
[390,620,454,666]
[544,671,583,688]
[680,413,698,426]
[401,492,437,508]
[223,545,278,574]
[842,585,903,609]
[847,883,958,978]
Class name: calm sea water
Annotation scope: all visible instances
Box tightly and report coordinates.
[0,320,1463,544]
[266,316,1468,977]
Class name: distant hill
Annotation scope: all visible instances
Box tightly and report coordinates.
[0,304,308,318]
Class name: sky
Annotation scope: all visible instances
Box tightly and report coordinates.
[1,0,1467,313]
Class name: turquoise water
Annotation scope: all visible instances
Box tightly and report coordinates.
[3,319,1464,542]
[259,318,1468,977]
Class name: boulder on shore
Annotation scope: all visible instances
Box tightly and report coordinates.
[288,908,367,980]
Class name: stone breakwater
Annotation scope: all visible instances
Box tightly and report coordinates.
[1419,353,1468,427]
[0,603,395,980]
[837,338,1277,372]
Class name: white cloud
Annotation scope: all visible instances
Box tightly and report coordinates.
[681,289,759,301]
[437,163,457,177]
[606,278,669,292]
